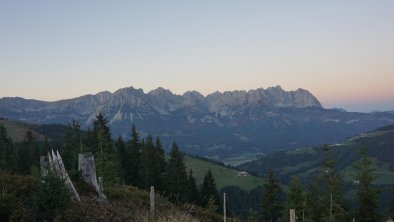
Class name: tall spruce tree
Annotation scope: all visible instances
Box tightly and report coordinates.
[115,136,127,184]
[187,169,199,204]
[0,125,6,169]
[284,176,305,222]
[17,130,36,175]
[138,136,166,191]
[166,142,188,203]
[321,145,348,222]
[42,137,50,156]
[305,175,324,222]
[0,125,16,173]
[199,169,220,208]
[127,125,140,185]
[261,169,282,222]
[84,128,95,152]
[63,120,82,172]
[91,113,120,185]
[29,130,41,170]
[154,137,167,191]
[352,148,380,222]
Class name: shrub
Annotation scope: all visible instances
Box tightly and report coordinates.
[33,173,71,221]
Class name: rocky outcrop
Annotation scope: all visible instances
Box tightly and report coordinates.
[0,85,322,123]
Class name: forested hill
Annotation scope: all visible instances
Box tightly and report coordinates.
[0,118,262,191]
[0,118,67,142]
[238,124,394,184]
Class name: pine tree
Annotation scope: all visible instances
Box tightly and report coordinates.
[127,125,140,185]
[91,113,120,186]
[321,145,348,222]
[154,137,167,191]
[29,130,41,170]
[305,175,323,222]
[138,136,166,191]
[0,125,6,169]
[352,148,380,222]
[138,135,155,190]
[0,125,16,173]
[34,172,71,221]
[166,142,188,203]
[261,169,282,222]
[92,113,112,158]
[284,176,305,221]
[199,169,220,208]
[42,136,50,156]
[84,128,95,152]
[115,136,127,184]
[63,120,82,172]
[17,130,36,175]
[187,169,199,204]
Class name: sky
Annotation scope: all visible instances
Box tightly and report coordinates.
[0,1,393,112]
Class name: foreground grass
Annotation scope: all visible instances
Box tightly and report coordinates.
[61,185,233,222]
[0,171,238,221]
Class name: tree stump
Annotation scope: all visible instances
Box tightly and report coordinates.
[78,152,107,201]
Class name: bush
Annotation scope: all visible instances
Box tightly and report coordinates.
[33,173,71,221]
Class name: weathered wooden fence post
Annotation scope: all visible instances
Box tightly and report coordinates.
[150,186,155,220]
[98,176,103,192]
[290,209,296,222]
[223,192,227,222]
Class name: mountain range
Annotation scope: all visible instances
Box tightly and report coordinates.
[1,85,394,163]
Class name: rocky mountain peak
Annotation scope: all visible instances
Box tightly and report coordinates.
[112,87,146,106]
[148,87,174,97]
[94,91,112,103]
[182,91,205,106]
[291,88,322,108]
[204,86,321,115]
[262,86,321,108]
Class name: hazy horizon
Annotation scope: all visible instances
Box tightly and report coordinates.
[1,1,393,112]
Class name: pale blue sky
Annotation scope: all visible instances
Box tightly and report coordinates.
[1,1,393,112]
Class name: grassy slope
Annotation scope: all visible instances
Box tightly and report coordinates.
[184,156,263,191]
[0,119,67,142]
[0,171,228,222]
[222,151,262,166]
[0,119,44,142]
